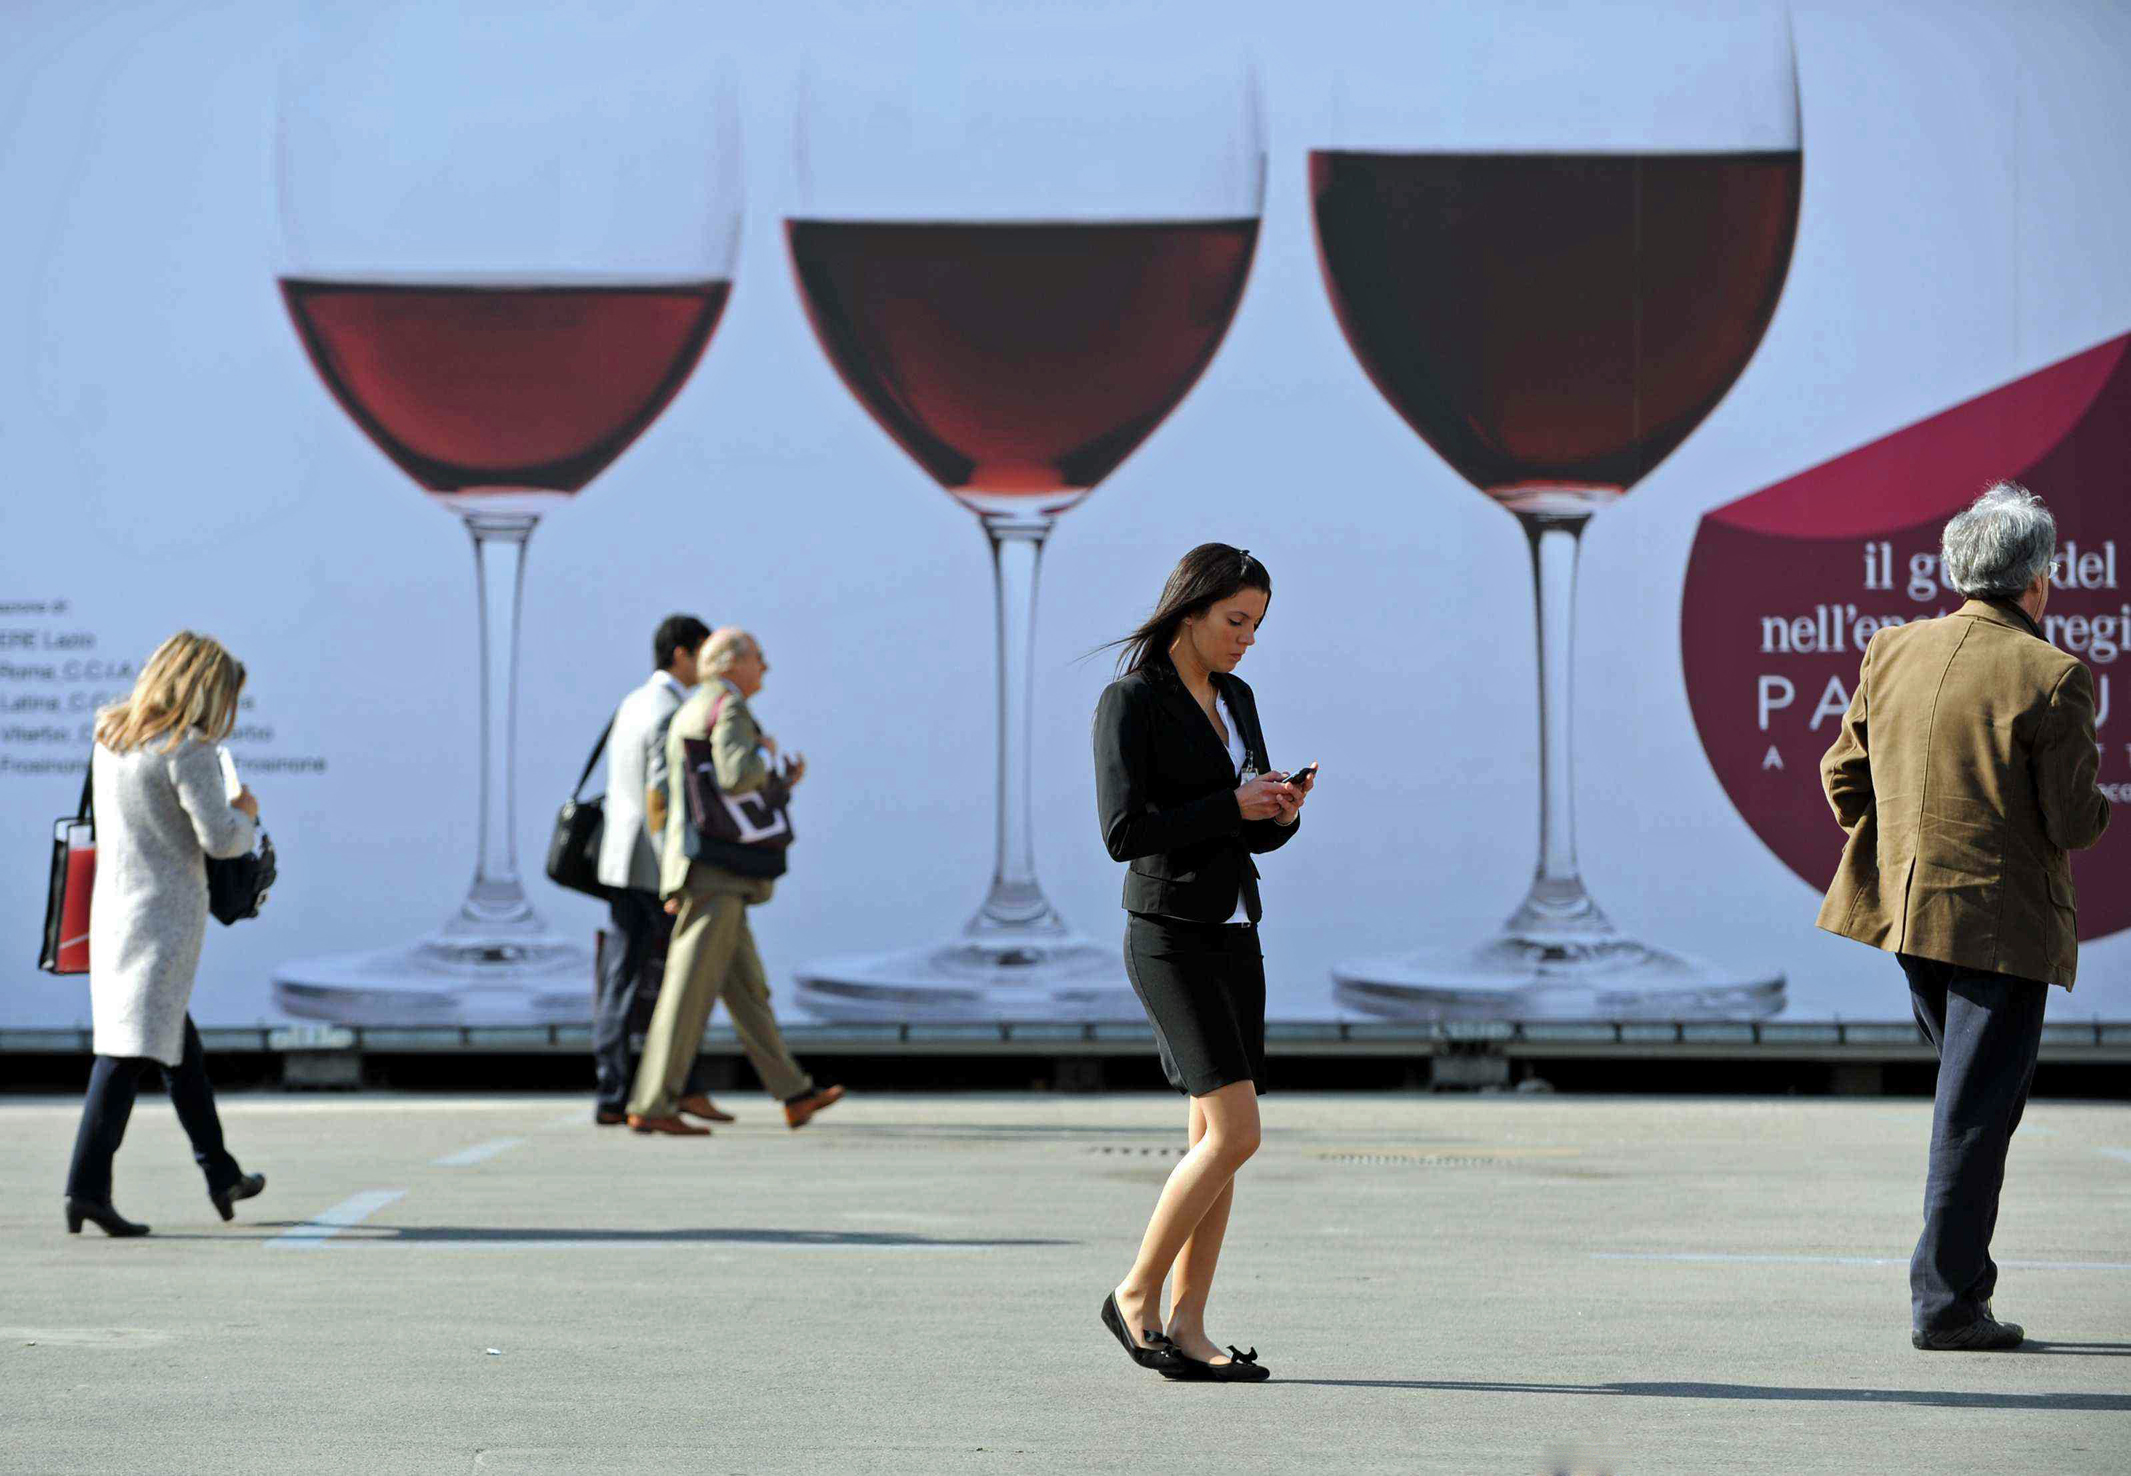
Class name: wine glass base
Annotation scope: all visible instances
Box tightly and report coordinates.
[794,934,1136,1022]
[1333,935,1784,1021]
[273,933,595,1026]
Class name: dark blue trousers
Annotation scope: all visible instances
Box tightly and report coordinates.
[593,888,707,1115]
[65,1014,242,1205]
[1901,953,2048,1334]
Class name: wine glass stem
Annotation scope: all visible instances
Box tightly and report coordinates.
[458,509,541,931]
[975,510,1064,932]
[1521,511,1592,899]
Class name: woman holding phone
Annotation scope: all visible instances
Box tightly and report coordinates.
[64,631,267,1237]
[1090,543,1314,1382]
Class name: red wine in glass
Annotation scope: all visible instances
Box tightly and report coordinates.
[271,277,730,1022]
[786,215,1259,1018]
[1315,148,1800,1018]
[270,1,743,1026]
[1310,151,1800,505]
[279,280,731,496]
[785,220,1257,506]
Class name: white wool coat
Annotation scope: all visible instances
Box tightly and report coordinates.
[88,734,256,1065]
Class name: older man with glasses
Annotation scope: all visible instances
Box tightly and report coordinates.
[626,627,844,1137]
[1816,481,2111,1352]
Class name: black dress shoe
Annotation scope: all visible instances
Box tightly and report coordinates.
[1160,1345,1272,1382]
[1913,1316,2025,1351]
[209,1172,266,1223]
[65,1198,149,1238]
[1100,1292,1178,1371]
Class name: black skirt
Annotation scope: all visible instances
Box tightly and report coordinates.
[1123,913,1266,1097]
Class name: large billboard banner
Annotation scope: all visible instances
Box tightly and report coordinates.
[2,0,2124,1033]
[1686,335,2129,943]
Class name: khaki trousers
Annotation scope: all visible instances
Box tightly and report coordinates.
[626,890,811,1118]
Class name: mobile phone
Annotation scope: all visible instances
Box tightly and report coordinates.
[1282,762,1318,788]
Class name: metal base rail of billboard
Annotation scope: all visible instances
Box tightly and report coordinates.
[3,1018,2127,1092]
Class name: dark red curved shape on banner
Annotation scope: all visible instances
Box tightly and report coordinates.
[1683,333,2129,943]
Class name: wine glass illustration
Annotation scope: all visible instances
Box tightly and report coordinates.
[785,31,1264,1019]
[272,2,742,1023]
[1312,2,1798,1018]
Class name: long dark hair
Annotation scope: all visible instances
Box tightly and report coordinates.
[1108,543,1271,676]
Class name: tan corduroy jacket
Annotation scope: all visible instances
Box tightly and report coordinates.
[1816,598,2111,987]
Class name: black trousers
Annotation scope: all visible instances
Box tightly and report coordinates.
[65,1015,242,1205]
[1900,953,2048,1333]
[593,887,707,1114]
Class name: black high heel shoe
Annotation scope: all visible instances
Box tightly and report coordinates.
[209,1172,266,1223]
[64,1198,149,1238]
[1159,1345,1271,1383]
[1100,1292,1178,1371]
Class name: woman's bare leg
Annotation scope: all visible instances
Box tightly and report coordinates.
[1165,1095,1237,1362]
[1113,1080,1260,1351]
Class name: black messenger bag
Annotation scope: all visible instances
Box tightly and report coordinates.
[545,722,611,899]
[678,695,794,881]
[209,828,277,925]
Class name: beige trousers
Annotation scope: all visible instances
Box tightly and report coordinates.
[626,890,811,1118]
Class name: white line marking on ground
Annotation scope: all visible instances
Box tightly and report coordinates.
[433,1137,525,1167]
[1594,1252,2131,1271]
[266,1190,406,1249]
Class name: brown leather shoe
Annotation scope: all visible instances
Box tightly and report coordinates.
[627,1114,711,1136]
[783,1084,846,1130]
[594,1110,627,1126]
[677,1094,736,1124]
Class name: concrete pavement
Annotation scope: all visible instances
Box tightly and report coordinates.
[2,1090,2127,1474]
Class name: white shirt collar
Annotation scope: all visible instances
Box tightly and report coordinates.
[1215,691,1244,763]
[654,671,690,700]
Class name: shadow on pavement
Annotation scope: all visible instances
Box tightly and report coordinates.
[176,1223,1073,1249]
[2023,1342,2131,1357]
[1278,1379,2131,1411]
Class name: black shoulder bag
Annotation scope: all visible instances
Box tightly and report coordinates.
[209,824,277,926]
[545,721,611,899]
[678,694,794,880]
[41,749,276,963]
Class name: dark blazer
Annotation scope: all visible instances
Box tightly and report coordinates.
[1092,657,1300,923]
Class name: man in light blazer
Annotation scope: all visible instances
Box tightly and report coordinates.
[1817,482,2110,1351]
[626,627,844,1136]
[591,614,725,1127]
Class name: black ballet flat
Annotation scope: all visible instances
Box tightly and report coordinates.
[1160,1345,1271,1383]
[1100,1292,1178,1371]
[64,1197,149,1238]
[210,1172,266,1223]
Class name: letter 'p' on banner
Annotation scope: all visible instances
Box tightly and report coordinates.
[1682,333,2130,942]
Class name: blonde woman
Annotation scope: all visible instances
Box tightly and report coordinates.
[64,632,266,1237]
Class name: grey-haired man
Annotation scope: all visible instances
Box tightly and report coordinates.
[1817,482,2110,1350]
[627,628,844,1135]
[591,614,725,1127]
